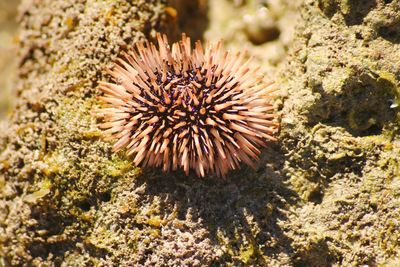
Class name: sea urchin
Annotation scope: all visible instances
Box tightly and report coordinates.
[96,33,279,177]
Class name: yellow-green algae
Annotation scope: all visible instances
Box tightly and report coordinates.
[23,179,52,203]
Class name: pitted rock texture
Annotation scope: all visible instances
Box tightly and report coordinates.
[1,0,400,266]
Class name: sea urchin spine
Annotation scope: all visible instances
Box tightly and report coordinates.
[96,33,279,177]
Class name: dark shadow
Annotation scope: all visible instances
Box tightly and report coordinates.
[342,0,377,26]
[160,0,209,43]
[378,21,400,43]
[130,144,299,265]
[27,202,87,261]
[317,0,339,18]
[318,0,376,26]
[306,68,398,138]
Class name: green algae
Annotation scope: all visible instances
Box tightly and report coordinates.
[103,155,134,178]
[23,179,52,203]
[0,175,5,193]
[146,216,163,228]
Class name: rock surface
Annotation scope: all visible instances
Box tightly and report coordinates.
[0,0,399,266]
[0,1,19,119]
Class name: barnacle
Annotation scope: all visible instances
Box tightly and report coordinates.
[96,33,279,177]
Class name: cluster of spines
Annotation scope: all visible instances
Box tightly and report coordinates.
[96,33,278,177]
